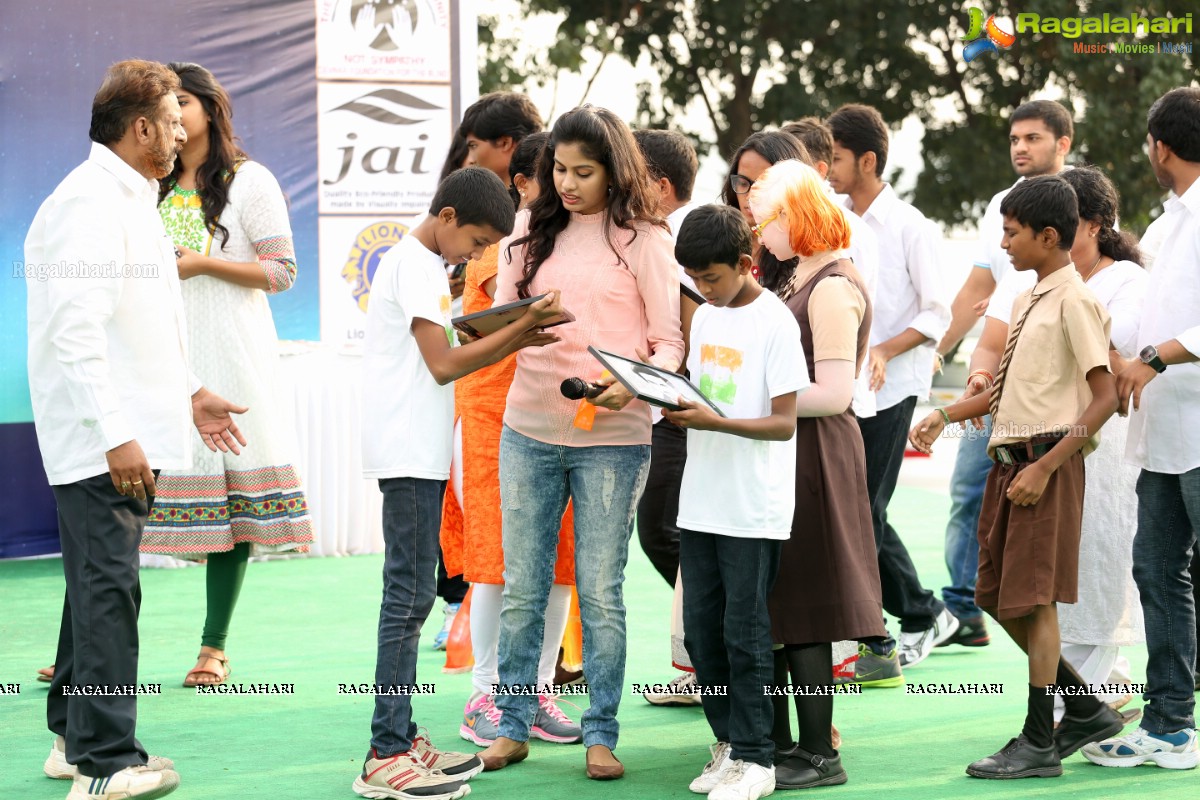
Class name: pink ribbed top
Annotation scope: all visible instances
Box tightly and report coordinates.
[494,209,684,447]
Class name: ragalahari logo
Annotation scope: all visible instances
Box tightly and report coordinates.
[961,7,1017,62]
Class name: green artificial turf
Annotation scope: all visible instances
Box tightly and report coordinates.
[0,483,1169,799]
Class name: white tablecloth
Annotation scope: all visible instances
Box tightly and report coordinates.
[278,341,384,557]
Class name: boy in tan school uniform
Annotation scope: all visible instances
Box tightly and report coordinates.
[910,175,1125,779]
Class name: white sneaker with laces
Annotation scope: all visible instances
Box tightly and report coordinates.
[353,749,470,799]
[689,741,732,793]
[708,760,775,800]
[898,608,960,667]
[1081,726,1199,769]
[643,671,702,707]
[411,730,483,780]
[47,736,175,780]
[65,765,180,800]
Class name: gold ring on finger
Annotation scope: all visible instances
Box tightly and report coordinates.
[132,479,143,485]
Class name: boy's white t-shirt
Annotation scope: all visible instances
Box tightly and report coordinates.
[676,290,809,539]
[361,233,456,480]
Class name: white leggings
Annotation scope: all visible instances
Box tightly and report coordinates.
[470,582,573,698]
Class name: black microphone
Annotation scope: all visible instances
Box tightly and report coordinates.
[560,377,606,400]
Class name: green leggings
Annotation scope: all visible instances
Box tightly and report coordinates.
[201,542,250,650]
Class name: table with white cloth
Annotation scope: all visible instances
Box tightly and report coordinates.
[277,341,384,557]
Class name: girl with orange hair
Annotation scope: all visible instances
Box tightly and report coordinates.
[748,160,885,789]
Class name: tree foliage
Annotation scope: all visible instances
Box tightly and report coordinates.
[479,0,1195,233]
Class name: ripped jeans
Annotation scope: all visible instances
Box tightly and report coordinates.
[494,425,651,750]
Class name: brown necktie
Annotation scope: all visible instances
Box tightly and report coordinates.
[989,292,1045,421]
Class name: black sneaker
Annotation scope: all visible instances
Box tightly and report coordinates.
[936,615,990,648]
[774,747,847,789]
[1055,704,1126,759]
[966,735,1062,779]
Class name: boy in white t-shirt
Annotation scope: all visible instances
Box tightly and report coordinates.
[663,204,809,800]
[355,166,563,800]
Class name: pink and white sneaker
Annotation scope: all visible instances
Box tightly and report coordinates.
[532,694,582,744]
[460,693,502,746]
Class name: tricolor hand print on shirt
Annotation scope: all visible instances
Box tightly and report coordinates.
[698,344,744,405]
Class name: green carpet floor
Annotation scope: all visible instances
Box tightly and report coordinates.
[0,484,1176,799]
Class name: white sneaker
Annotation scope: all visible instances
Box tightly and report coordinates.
[644,671,702,707]
[689,741,732,793]
[352,749,470,799]
[898,608,960,667]
[1081,726,1199,769]
[46,737,175,780]
[65,765,180,799]
[709,760,775,800]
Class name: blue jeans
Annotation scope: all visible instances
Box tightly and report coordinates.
[370,477,445,756]
[1133,468,1200,734]
[680,529,781,767]
[941,416,993,621]
[495,426,650,750]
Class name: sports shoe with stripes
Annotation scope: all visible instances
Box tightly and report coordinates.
[1081,727,1199,769]
[46,736,176,780]
[532,694,582,743]
[352,749,470,800]
[411,730,484,779]
[65,765,180,800]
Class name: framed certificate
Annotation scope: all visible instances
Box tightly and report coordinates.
[587,347,725,416]
[451,294,574,338]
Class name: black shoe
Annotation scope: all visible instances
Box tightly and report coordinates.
[774,746,848,789]
[966,735,1062,779]
[1055,704,1126,759]
[935,615,990,648]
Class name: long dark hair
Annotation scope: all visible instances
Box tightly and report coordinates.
[439,128,470,182]
[158,62,246,246]
[507,131,549,209]
[1060,166,1143,266]
[511,105,665,298]
[722,131,811,294]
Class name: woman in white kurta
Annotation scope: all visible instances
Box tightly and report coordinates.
[1057,167,1146,718]
[140,63,312,687]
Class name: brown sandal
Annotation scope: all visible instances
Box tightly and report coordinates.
[182,653,231,688]
[37,665,55,683]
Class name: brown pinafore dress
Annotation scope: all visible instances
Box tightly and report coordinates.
[768,260,886,645]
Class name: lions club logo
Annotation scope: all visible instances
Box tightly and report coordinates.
[342,221,408,312]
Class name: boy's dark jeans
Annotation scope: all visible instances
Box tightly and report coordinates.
[370,477,445,755]
[681,528,782,767]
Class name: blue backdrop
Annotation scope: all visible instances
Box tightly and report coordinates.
[0,0,321,557]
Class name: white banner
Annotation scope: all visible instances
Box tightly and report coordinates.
[316,0,452,82]
[319,215,417,342]
[317,82,452,215]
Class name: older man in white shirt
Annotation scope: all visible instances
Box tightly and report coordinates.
[1084,86,1200,771]
[826,104,954,677]
[25,60,247,800]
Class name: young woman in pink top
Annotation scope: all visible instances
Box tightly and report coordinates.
[479,105,684,780]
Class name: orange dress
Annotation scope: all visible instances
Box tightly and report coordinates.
[440,245,576,584]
